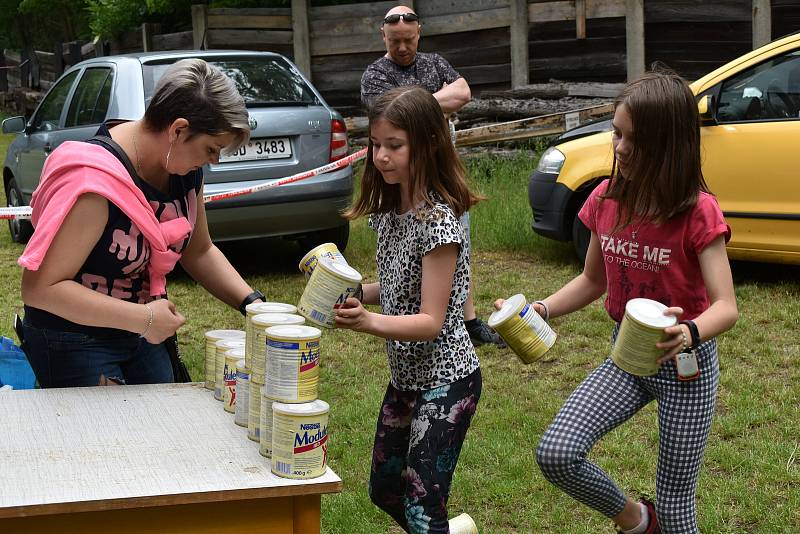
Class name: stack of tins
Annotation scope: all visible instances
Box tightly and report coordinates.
[260,324,321,461]
[247,312,305,443]
[264,324,329,479]
[203,330,245,391]
[223,347,245,413]
[214,338,246,401]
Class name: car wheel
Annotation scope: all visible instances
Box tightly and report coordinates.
[299,222,350,255]
[571,211,590,265]
[5,177,33,244]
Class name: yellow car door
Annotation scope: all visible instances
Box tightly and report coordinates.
[699,48,800,264]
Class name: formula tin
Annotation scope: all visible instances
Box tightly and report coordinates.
[298,242,348,279]
[259,388,278,458]
[611,298,676,376]
[245,302,297,369]
[271,400,330,479]
[488,294,557,364]
[215,339,245,401]
[234,362,251,427]
[297,257,362,328]
[265,324,322,403]
[248,372,265,442]
[250,313,306,380]
[223,349,244,413]
[203,329,245,390]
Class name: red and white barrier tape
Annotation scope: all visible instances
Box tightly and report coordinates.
[0,206,32,220]
[0,148,368,221]
[202,147,367,203]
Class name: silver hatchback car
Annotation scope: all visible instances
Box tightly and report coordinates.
[2,50,353,250]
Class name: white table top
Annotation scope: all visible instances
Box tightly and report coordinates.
[0,383,341,518]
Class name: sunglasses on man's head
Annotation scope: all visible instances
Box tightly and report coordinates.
[383,12,419,25]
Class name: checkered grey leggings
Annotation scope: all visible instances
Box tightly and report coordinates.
[536,329,720,534]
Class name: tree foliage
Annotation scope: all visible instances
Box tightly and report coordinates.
[86,0,145,40]
[0,0,374,48]
[0,0,91,49]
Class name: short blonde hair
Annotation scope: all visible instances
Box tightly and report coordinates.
[143,58,250,152]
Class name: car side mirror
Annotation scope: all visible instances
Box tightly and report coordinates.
[2,116,26,134]
[697,95,715,124]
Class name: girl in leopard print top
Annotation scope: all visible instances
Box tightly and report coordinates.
[335,86,483,533]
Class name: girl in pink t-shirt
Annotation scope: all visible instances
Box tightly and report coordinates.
[502,71,738,533]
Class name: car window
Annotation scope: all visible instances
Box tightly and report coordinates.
[65,67,114,128]
[30,70,79,132]
[142,56,320,107]
[717,50,800,122]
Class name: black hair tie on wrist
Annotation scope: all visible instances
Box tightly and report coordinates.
[680,319,701,350]
[238,290,265,316]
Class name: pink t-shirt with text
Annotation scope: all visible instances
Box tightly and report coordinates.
[579,179,730,323]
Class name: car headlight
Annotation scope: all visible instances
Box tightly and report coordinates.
[536,147,566,174]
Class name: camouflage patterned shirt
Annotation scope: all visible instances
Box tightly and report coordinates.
[360,52,462,109]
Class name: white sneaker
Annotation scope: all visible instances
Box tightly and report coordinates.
[449,513,478,534]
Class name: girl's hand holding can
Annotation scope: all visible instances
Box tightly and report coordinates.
[657,306,687,363]
[334,297,374,332]
[142,299,186,344]
[495,298,548,320]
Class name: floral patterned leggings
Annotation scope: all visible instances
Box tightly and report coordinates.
[368,368,482,534]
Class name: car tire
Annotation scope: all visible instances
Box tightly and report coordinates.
[571,211,590,265]
[299,222,350,254]
[6,177,33,244]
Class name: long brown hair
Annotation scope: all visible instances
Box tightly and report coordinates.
[344,85,481,219]
[603,68,709,231]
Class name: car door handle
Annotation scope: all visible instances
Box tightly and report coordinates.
[43,143,52,154]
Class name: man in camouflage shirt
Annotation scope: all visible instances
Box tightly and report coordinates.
[360,5,505,348]
[360,6,471,112]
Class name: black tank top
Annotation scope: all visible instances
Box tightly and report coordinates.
[24,122,203,337]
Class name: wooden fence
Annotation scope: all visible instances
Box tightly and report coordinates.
[1,0,799,116]
[189,0,798,114]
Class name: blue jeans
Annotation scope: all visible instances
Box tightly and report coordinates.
[22,321,173,388]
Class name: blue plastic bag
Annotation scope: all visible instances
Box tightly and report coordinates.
[0,336,36,390]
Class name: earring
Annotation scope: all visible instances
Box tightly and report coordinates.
[165,141,174,171]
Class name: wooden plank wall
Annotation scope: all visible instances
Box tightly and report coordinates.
[153,31,194,52]
[206,7,293,57]
[527,0,627,84]
[772,0,800,41]
[311,0,632,113]
[644,0,753,82]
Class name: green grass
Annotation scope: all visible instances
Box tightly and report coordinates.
[1,132,798,532]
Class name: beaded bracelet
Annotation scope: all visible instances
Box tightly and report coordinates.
[140,303,154,338]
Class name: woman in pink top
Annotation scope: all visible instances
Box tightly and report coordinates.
[19,59,266,387]
[498,70,738,533]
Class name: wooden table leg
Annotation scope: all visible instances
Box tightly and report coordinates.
[293,494,321,534]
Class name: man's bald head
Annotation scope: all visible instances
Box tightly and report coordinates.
[384,5,417,20]
[380,5,420,66]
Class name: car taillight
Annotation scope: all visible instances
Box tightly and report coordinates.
[330,119,348,162]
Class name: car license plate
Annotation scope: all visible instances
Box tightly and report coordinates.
[220,137,292,162]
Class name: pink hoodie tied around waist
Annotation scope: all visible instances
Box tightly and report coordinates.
[18,141,193,296]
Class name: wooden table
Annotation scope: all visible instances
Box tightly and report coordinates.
[0,383,342,533]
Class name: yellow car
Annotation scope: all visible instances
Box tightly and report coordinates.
[529,32,800,264]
